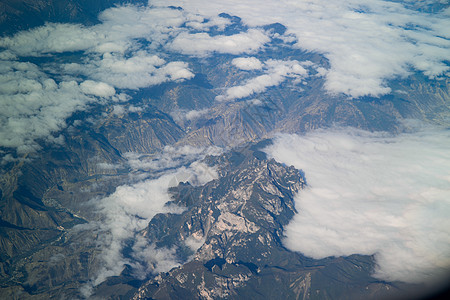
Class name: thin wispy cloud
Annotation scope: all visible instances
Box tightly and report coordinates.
[80,149,219,296]
[265,126,450,284]
[124,145,222,173]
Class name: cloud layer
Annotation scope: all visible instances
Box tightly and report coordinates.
[0,5,197,153]
[217,59,309,101]
[232,57,263,70]
[265,126,450,284]
[80,146,219,294]
[0,60,117,153]
[168,29,270,56]
[153,0,450,97]
[2,1,448,154]
[0,4,281,154]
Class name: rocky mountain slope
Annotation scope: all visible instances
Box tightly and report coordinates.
[131,144,400,300]
[0,2,449,299]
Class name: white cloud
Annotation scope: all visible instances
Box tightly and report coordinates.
[128,105,143,112]
[112,105,126,116]
[0,6,191,57]
[152,0,450,97]
[63,50,193,91]
[90,172,184,286]
[0,5,198,153]
[185,15,231,31]
[265,126,450,284]
[1,1,448,155]
[118,146,222,195]
[171,108,210,123]
[0,61,110,153]
[0,23,98,56]
[185,109,210,120]
[0,50,17,60]
[129,236,181,279]
[79,80,115,97]
[168,29,270,56]
[232,57,263,70]
[82,154,219,292]
[188,161,219,185]
[185,234,206,252]
[217,59,308,101]
[247,98,263,106]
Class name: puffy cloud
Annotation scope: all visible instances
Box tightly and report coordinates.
[79,80,115,97]
[185,15,231,31]
[0,6,191,57]
[1,1,448,155]
[64,52,194,90]
[111,105,126,116]
[232,57,263,70]
[0,50,17,60]
[0,23,98,56]
[185,109,210,120]
[265,126,450,284]
[152,0,450,97]
[0,61,112,153]
[217,59,308,101]
[0,5,198,153]
[170,108,210,123]
[128,105,143,112]
[168,29,270,57]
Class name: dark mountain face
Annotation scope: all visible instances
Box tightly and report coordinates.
[0,0,147,35]
[130,146,398,300]
[0,103,187,298]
